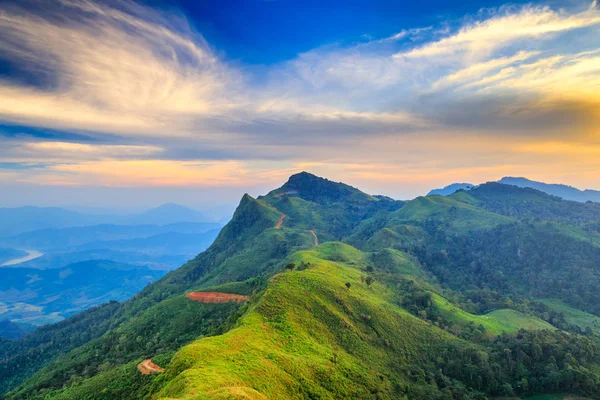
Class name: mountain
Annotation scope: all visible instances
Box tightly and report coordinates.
[0,320,33,340]
[0,204,214,238]
[428,177,600,203]
[498,176,600,203]
[0,260,166,327]
[0,207,106,238]
[120,203,208,225]
[2,222,220,252]
[427,182,475,196]
[2,172,600,400]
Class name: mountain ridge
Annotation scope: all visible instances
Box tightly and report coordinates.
[2,172,600,400]
[429,176,600,203]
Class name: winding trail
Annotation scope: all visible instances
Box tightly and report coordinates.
[137,359,164,375]
[275,214,285,229]
[274,190,298,198]
[308,230,318,246]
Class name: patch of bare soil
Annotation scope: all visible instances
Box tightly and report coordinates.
[137,359,164,375]
[185,292,250,304]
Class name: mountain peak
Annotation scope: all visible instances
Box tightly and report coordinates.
[286,171,320,183]
[277,172,372,204]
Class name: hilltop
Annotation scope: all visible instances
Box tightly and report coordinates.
[2,172,600,400]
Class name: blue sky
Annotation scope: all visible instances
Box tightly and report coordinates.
[156,0,526,64]
[0,0,599,209]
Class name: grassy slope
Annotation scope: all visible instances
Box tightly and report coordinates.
[391,195,512,231]
[346,194,512,251]
[369,248,429,279]
[367,245,554,336]
[155,242,467,400]
[6,295,241,400]
[431,294,554,336]
[541,299,600,335]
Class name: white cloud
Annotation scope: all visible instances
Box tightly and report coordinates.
[0,0,240,136]
[394,3,600,60]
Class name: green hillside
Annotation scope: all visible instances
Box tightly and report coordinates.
[431,294,555,336]
[155,243,472,399]
[541,300,600,335]
[3,172,600,400]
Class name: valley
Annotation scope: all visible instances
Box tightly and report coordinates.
[0,205,225,333]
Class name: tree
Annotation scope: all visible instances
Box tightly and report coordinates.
[345,282,351,290]
[365,276,374,287]
[284,263,295,271]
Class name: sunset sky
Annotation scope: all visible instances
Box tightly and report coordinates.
[0,0,599,209]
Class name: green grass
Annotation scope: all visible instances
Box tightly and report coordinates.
[431,294,554,335]
[485,309,556,332]
[392,195,513,232]
[369,248,429,279]
[155,242,468,399]
[194,227,315,287]
[6,295,241,400]
[541,299,600,334]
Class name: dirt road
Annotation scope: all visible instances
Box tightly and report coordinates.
[308,230,318,246]
[185,292,250,304]
[275,214,285,229]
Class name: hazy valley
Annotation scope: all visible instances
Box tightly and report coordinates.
[0,204,227,331]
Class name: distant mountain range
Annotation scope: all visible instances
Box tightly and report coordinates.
[428,176,600,203]
[120,203,207,226]
[3,222,220,251]
[0,203,214,237]
[0,212,223,329]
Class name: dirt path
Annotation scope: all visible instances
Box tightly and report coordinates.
[185,292,250,304]
[308,230,318,246]
[274,190,298,198]
[137,359,164,375]
[275,214,285,229]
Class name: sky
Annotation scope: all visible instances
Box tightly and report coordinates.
[0,0,599,210]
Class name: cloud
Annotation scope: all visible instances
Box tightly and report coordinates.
[0,0,600,195]
[0,0,239,136]
[432,51,540,89]
[394,4,600,60]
